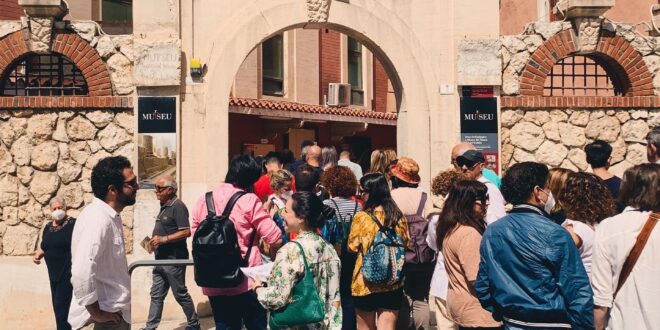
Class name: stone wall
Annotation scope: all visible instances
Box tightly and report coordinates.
[0,109,135,255]
[0,20,136,256]
[502,108,660,176]
[501,21,660,96]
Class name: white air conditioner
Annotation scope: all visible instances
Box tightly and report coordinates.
[327,83,351,107]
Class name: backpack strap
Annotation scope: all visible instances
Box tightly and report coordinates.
[416,192,427,216]
[222,191,247,217]
[205,192,217,217]
[330,199,344,223]
[367,212,386,232]
[614,212,659,299]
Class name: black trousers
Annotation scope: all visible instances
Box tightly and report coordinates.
[50,278,73,330]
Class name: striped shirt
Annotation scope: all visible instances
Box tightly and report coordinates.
[323,197,362,223]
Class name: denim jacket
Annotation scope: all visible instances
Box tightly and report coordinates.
[475,205,594,329]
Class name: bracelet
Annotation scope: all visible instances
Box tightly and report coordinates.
[163,235,169,243]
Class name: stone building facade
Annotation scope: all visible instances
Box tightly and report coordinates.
[2,0,660,328]
[499,19,660,177]
[0,17,135,256]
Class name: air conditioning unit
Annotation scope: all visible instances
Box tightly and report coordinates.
[327,83,351,107]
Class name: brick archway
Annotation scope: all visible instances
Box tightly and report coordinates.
[520,30,654,97]
[0,30,112,96]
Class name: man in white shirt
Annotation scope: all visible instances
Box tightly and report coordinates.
[337,150,363,181]
[646,127,660,164]
[68,156,138,330]
[455,150,507,224]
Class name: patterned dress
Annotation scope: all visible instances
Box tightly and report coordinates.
[347,209,411,296]
[256,231,342,329]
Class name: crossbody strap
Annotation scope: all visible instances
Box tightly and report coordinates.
[614,212,659,299]
[416,192,427,216]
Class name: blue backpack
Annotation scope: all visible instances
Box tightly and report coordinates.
[361,213,406,286]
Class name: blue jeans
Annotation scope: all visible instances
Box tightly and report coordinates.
[208,291,267,330]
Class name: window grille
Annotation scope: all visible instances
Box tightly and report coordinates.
[1,53,88,96]
[543,55,622,96]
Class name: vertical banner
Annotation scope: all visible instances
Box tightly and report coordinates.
[460,87,500,174]
[137,97,177,189]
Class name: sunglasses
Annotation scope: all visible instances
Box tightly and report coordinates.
[124,178,139,189]
[155,185,171,193]
[455,158,480,169]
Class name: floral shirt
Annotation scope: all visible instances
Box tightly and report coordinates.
[347,209,410,296]
[257,231,342,329]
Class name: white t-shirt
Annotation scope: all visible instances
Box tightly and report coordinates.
[477,176,506,224]
[427,213,448,299]
[562,219,595,277]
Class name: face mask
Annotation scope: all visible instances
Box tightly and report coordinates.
[281,190,293,201]
[51,209,66,221]
[542,190,556,214]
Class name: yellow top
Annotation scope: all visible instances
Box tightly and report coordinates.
[347,209,410,296]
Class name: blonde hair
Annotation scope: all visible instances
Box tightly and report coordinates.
[547,168,574,213]
[384,149,397,165]
[269,169,293,191]
[369,149,389,176]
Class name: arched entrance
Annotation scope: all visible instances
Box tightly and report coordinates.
[193,0,439,190]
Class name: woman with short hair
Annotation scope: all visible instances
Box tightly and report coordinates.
[34,196,76,330]
[321,166,362,330]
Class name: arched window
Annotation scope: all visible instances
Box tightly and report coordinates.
[1,53,88,96]
[543,55,625,97]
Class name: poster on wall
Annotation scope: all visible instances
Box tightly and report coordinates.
[460,87,500,174]
[137,97,177,189]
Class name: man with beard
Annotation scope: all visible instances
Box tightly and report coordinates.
[68,156,138,330]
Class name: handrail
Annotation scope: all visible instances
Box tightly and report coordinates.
[128,259,194,275]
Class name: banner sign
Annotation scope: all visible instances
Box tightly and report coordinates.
[460,87,499,174]
[137,97,177,189]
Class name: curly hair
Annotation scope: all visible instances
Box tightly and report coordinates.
[431,169,468,197]
[321,165,357,198]
[91,156,132,200]
[562,172,616,226]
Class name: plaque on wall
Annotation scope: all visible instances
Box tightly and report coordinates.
[134,39,182,86]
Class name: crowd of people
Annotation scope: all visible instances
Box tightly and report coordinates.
[32,127,660,330]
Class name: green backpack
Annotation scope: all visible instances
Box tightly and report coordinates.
[269,241,326,329]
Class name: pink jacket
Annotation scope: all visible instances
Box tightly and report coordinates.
[192,183,282,296]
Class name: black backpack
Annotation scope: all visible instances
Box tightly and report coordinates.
[192,191,255,288]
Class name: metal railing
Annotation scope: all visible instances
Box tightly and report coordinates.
[128,259,194,275]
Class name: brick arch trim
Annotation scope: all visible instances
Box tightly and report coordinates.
[0,30,112,96]
[520,30,654,97]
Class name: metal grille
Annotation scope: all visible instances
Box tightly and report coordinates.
[1,53,88,96]
[543,55,622,96]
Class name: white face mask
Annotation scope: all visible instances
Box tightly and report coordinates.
[281,190,293,201]
[542,190,556,214]
[51,209,66,221]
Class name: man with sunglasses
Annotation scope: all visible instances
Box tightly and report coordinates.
[142,176,200,330]
[68,156,138,330]
[454,150,506,224]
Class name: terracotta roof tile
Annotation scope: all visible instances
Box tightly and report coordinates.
[229,97,398,120]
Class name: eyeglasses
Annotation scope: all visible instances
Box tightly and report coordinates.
[155,185,170,193]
